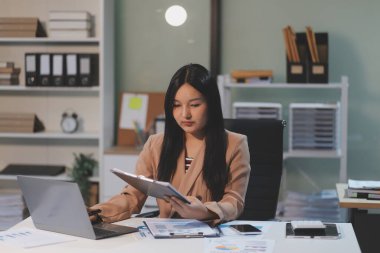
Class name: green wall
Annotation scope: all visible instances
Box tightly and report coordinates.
[115,0,380,193]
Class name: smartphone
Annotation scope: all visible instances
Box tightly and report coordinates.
[229,224,262,235]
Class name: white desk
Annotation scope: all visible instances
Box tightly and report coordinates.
[1,218,361,253]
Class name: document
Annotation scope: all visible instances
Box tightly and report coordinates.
[204,237,275,253]
[111,168,190,204]
[119,93,148,130]
[143,218,219,238]
[0,227,74,248]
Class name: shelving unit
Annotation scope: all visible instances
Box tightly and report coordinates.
[0,0,114,184]
[217,75,348,183]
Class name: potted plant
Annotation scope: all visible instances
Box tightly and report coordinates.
[68,153,98,205]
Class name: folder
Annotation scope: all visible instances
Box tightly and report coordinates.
[38,54,51,86]
[25,53,39,86]
[65,54,78,86]
[52,54,65,86]
[78,54,99,86]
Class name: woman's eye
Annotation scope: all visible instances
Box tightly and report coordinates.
[190,104,200,107]
[173,103,181,107]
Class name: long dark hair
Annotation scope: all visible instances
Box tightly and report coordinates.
[157,63,228,201]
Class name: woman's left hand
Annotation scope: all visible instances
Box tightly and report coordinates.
[169,196,215,220]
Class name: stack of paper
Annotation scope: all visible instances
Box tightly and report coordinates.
[289,103,339,150]
[347,179,380,200]
[233,102,282,120]
[0,17,46,37]
[0,189,24,231]
[278,190,341,222]
[48,11,92,38]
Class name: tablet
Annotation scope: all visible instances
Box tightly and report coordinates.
[111,168,191,204]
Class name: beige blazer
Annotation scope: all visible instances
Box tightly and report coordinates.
[93,130,251,225]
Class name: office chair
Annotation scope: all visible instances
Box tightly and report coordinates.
[224,118,285,220]
[136,119,285,220]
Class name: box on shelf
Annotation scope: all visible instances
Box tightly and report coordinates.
[286,32,328,83]
[233,102,282,120]
[289,103,339,151]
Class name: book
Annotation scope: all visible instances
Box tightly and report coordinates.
[143,219,219,238]
[0,30,37,37]
[49,20,91,30]
[0,17,38,24]
[286,222,340,239]
[49,11,91,21]
[0,67,20,74]
[0,18,46,37]
[231,70,273,79]
[49,29,90,38]
[111,168,190,204]
[0,23,39,31]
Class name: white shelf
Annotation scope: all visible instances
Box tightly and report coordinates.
[0,174,99,182]
[218,74,349,183]
[0,37,99,44]
[0,131,99,140]
[0,0,115,182]
[0,85,99,93]
[284,150,341,159]
[224,82,345,89]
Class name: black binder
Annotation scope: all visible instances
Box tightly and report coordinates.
[25,53,39,86]
[38,53,51,86]
[78,54,99,86]
[52,53,66,86]
[65,53,78,86]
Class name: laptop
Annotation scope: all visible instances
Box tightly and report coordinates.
[17,176,138,240]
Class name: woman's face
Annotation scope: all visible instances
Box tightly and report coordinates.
[173,83,208,138]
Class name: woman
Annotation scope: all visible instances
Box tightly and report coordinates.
[91,64,250,225]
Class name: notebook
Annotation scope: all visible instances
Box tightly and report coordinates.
[17,176,138,240]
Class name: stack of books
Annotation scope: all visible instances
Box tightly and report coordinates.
[0,17,46,37]
[0,189,24,231]
[48,11,92,38]
[278,190,341,222]
[231,70,273,83]
[289,103,338,150]
[0,62,20,85]
[347,179,380,200]
[0,113,44,133]
[233,102,282,119]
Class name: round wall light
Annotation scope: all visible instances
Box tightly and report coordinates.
[165,5,187,27]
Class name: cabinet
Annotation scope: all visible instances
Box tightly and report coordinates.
[217,75,348,184]
[0,0,115,183]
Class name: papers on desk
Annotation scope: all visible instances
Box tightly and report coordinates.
[348,179,380,189]
[204,238,275,253]
[143,218,219,238]
[0,227,74,248]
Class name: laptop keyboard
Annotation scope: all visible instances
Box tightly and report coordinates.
[93,227,118,238]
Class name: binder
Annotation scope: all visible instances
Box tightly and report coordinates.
[38,54,51,86]
[52,54,65,86]
[65,54,78,86]
[25,53,39,86]
[78,54,99,86]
